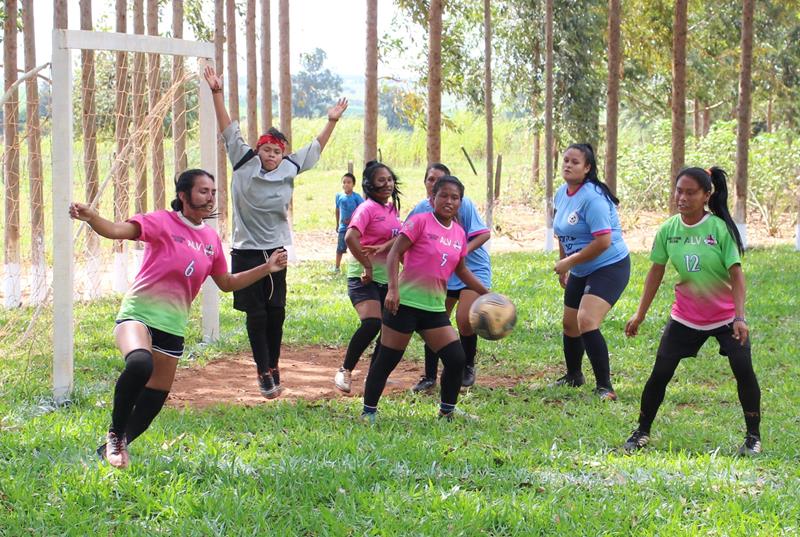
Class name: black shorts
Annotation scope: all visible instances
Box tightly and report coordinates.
[657,318,751,360]
[231,248,287,313]
[116,319,185,358]
[446,288,462,299]
[382,304,452,334]
[347,278,388,306]
[564,255,630,309]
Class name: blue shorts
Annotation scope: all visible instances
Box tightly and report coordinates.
[564,255,630,309]
[336,230,347,254]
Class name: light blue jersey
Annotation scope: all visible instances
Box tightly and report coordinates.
[553,181,628,277]
[407,196,492,290]
[335,191,364,232]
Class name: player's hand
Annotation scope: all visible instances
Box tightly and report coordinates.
[732,319,749,345]
[328,98,348,121]
[203,65,223,92]
[360,266,373,285]
[384,288,399,315]
[69,202,97,223]
[554,257,572,276]
[558,271,569,289]
[625,314,644,338]
[266,248,288,272]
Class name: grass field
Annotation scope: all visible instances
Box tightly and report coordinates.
[1,248,799,535]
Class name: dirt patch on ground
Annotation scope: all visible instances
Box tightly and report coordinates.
[169,345,528,409]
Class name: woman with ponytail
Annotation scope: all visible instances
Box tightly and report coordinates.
[333,162,403,393]
[70,170,287,468]
[623,167,761,456]
[551,144,630,400]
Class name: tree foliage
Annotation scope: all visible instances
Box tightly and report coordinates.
[291,48,343,118]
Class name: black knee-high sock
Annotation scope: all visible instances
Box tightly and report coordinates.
[245,312,269,374]
[438,341,466,406]
[638,353,681,433]
[563,334,585,375]
[363,346,405,408]
[424,345,439,379]
[266,306,285,369]
[460,334,478,369]
[125,388,169,444]
[343,318,381,370]
[111,349,153,436]
[728,354,761,437]
[581,329,612,389]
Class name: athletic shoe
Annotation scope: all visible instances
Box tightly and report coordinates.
[96,443,107,461]
[358,411,376,424]
[594,386,618,401]
[550,372,586,388]
[462,366,476,388]
[334,367,352,393]
[105,431,129,469]
[411,376,436,393]
[736,434,762,456]
[438,407,479,422]
[258,371,279,399]
[270,368,281,390]
[623,429,650,453]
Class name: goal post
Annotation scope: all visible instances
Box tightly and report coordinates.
[51,29,218,403]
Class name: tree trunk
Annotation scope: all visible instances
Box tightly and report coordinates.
[669,0,688,214]
[54,0,68,29]
[693,97,701,138]
[279,0,292,149]
[214,0,228,240]
[260,0,272,132]
[532,130,540,188]
[80,0,101,278]
[484,0,494,230]
[703,104,711,136]
[226,0,240,122]
[246,0,258,146]
[604,0,621,197]
[734,0,755,245]
[544,0,554,251]
[132,0,148,216]
[364,0,378,163]
[494,155,502,200]
[147,0,165,210]
[173,0,187,171]
[22,0,45,303]
[766,98,773,133]
[113,0,130,291]
[427,0,443,164]
[4,0,20,306]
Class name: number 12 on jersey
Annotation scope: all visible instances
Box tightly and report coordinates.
[684,254,701,272]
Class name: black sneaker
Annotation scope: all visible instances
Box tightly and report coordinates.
[550,372,586,388]
[411,376,436,393]
[623,429,650,453]
[737,434,762,456]
[258,371,279,399]
[270,368,281,390]
[461,366,476,387]
[593,386,618,401]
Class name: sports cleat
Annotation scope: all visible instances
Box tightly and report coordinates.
[438,407,480,422]
[258,371,279,399]
[270,368,281,391]
[623,429,650,453]
[334,367,352,393]
[105,431,129,468]
[737,434,762,456]
[594,386,618,401]
[461,366,476,387]
[411,376,436,393]
[550,372,586,388]
[358,411,377,424]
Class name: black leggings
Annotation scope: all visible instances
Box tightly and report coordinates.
[246,307,285,373]
[637,320,761,436]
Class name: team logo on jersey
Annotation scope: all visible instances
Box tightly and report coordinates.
[567,211,579,225]
[667,236,681,244]
[704,234,717,246]
[454,240,462,251]
[204,244,214,257]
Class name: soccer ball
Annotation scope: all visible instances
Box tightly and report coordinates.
[468,293,517,340]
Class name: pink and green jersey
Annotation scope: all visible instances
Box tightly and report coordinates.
[398,212,468,312]
[117,210,229,336]
[650,213,741,330]
[346,198,402,284]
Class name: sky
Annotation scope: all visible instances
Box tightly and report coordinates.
[23,0,421,86]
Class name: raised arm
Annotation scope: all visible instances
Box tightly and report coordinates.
[625,263,667,337]
[203,65,232,133]
[316,98,348,151]
[69,202,140,240]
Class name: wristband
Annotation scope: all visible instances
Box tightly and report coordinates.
[733,317,747,324]
[211,88,223,94]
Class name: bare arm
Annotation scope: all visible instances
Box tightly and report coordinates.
[729,263,749,344]
[335,207,340,231]
[625,263,667,337]
[212,250,288,292]
[69,202,139,240]
[554,233,612,275]
[466,232,490,254]
[384,234,413,314]
[203,65,232,133]
[455,259,490,295]
[316,98,348,151]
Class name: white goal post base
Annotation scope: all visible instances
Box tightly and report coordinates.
[51,29,217,403]
[544,228,555,252]
[736,222,748,251]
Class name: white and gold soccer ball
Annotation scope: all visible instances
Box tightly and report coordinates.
[468,293,517,340]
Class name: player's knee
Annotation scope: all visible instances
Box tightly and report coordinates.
[362,317,381,335]
[124,348,153,383]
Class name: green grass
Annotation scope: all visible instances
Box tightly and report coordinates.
[1,249,799,534]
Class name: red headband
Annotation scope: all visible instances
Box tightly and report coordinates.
[256,134,286,152]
